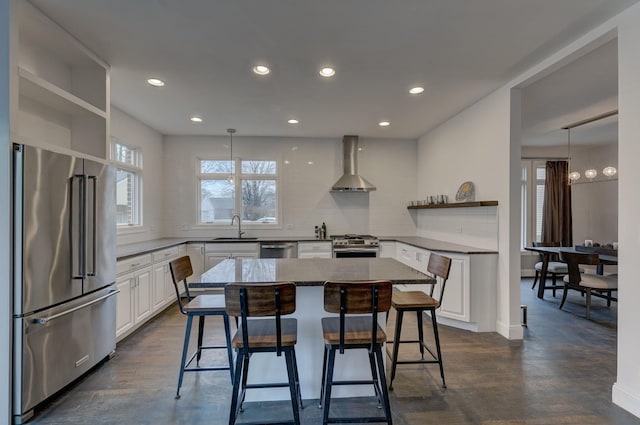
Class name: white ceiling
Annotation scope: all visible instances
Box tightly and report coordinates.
[29,0,637,141]
[521,38,618,147]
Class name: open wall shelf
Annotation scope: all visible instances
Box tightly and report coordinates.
[407,201,498,210]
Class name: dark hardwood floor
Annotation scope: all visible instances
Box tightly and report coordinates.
[28,279,639,425]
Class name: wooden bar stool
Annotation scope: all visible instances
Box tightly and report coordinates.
[387,252,452,390]
[169,256,234,399]
[318,280,393,425]
[225,282,302,425]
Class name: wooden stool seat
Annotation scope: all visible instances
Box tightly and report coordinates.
[183,294,226,312]
[321,316,387,345]
[231,318,298,348]
[169,256,234,400]
[392,291,439,309]
[387,253,452,391]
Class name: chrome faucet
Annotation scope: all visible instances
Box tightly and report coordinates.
[231,214,244,239]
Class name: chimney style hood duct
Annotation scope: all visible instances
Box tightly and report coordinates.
[331,135,376,192]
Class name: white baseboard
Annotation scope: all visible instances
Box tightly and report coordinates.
[613,382,640,419]
[496,319,524,340]
[521,269,536,278]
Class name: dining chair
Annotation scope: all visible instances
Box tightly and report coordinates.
[318,280,393,425]
[387,252,452,390]
[169,256,234,399]
[559,251,618,319]
[225,282,302,425]
[531,241,567,297]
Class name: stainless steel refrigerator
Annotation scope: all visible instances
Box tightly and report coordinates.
[12,144,118,423]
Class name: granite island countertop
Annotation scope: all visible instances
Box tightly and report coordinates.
[189,257,436,288]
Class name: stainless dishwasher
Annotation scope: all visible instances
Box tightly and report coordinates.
[260,242,298,258]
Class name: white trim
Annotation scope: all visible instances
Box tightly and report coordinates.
[613,383,640,419]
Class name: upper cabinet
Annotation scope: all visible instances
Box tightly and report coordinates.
[16,1,109,159]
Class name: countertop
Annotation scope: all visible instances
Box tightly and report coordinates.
[189,258,436,287]
[117,235,497,260]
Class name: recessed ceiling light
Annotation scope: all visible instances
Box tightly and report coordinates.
[253,65,270,75]
[284,160,290,165]
[379,121,390,127]
[409,86,424,94]
[319,67,336,77]
[147,78,165,87]
[288,119,299,124]
[307,161,314,165]
[190,116,203,123]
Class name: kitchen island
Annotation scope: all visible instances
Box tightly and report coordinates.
[190,257,435,401]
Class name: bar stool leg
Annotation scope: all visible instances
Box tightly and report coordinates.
[367,350,382,408]
[430,309,446,388]
[196,315,205,364]
[318,347,328,408]
[373,345,393,425]
[228,350,245,425]
[322,347,337,425]
[388,309,404,391]
[176,314,194,399]
[417,310,425,359]
[222,315,234,383]
[285,349,301,425]
[291,349,304,409]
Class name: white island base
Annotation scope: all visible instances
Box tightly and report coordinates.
[242,286,385,402]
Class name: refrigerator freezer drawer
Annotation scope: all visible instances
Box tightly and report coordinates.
[14,287,117,422]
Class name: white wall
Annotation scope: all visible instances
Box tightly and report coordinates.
[110,107,164,245]
[613,2,640,417]
[162,135,417,238]
[416,87,519,339]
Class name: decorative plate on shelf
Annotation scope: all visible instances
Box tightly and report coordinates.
[455,181,475,202]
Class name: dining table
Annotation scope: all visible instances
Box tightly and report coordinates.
[189,257,435,401]
[524,245,618,299]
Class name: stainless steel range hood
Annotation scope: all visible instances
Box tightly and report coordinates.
[331,135,376,192]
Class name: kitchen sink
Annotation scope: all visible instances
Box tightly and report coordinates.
[211,237,258,241]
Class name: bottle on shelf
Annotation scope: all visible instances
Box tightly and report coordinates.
[321,222,327,239]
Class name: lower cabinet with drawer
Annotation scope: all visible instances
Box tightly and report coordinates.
[204,242,258,270]
[116,245,187,342]
[297,241,332,258]
[392,242,497,332]
[116,254,153,340]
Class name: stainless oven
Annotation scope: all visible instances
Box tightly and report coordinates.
[331,235,380,258]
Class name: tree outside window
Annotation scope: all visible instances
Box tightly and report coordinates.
[199,159,278,224]
[112,140,142,227]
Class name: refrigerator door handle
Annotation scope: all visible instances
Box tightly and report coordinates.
[32,289,120,324]
[87,175,98,277]
[70,174,87,279]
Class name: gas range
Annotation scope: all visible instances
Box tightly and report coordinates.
[331,234,380,248]
[331,235,380,258]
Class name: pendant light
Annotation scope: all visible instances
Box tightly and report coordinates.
[227,128,236,184]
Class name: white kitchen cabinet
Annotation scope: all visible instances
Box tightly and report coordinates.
[379,241,396,258]
[431,253,470,322]
[151,246,181,310]
[393,242,497,332]
[186,243,205,278]
[115,264,152,341]
[297,241,332,258]
[204,243,258,269]
[17,1,109,159]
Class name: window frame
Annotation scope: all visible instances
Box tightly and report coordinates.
[520,159,547,251]
[111,138,143,229]
[196,157,281,228]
